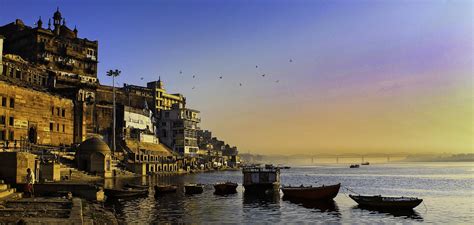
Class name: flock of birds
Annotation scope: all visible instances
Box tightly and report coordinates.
[136,59,294,91]
[168,59,293,90]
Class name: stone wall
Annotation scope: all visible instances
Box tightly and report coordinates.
[0,80,74,146]
[0,152,37,184]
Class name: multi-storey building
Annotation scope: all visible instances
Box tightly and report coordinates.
[0,80,75,147]
[0,8,98,80]
[0,9,100,143]
[159,103,200,156]
[147,79,186,118]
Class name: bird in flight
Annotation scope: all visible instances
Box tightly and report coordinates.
[262,74,266,77]
[239,83,242,86]
[289,59,293,63]
[193,75,196,78]
[140,77,144,80]
[192,86,195,89]
[256,65,258,68]
[219,76,223,79]
[179,70,183,74]
[275,80,280,83]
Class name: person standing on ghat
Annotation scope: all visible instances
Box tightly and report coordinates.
[25,168,35,197]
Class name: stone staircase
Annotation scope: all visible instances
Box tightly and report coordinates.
[0,180,22,203]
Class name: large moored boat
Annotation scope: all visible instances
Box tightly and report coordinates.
[242,164,280,193]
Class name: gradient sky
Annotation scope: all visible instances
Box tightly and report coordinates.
[1,0,472,154]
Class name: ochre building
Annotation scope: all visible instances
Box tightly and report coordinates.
[0,80,75,147]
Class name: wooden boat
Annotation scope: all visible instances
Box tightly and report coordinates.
[350,164,360,168]
[349,195,423,210]
[361,162,370,166]
[185,184,204,195]
[124,183,149,189]
[281,183,340,200]
[104,188,149,199]
[242,165,280,193]
[214,182,238,194]
[283,197,338,211]
[154,185,178,194]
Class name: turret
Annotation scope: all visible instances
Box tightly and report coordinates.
[37,16,43,28]
[53,7,62,35]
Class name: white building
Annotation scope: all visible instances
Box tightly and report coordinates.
[118,105,158,144]
[159,103,200,156]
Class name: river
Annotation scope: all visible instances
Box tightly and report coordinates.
[105,162,473,224]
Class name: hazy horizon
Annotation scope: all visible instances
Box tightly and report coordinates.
[1,0,472,154]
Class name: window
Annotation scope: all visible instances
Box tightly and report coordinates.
[9,117,13,126]
[1,97,6,107]
[0,130,5,141]
[51,107,54,115]
[57,123,59,132]
[56,108,60,116]
[9,98,14,108]
[0,116,5,125]
[50,122,53,131]
[62,109,65,117]
[162,129,167,138]
[62,124,65,132]
[165,112,170,118]
[8,130,14,141]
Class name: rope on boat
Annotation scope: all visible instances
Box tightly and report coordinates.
[422,201,428,212]
[343,186,361,195]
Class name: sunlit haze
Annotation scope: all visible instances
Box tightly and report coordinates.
[1,0,472,154]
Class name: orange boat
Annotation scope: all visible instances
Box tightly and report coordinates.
[281,183,340,200]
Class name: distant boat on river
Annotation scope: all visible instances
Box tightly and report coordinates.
[361,162,370,165]
[350,164,360,168]
[349,195,423,210]
[281,183,340,200]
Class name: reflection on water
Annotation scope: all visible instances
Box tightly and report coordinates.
[243,191,280,205]
[353,206,424,221]
[282,197,339,214]
[103,163,473,224]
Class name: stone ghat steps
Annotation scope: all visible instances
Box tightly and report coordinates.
[0,183,9,191]
[0,208,70,218]
[0,180,23,202]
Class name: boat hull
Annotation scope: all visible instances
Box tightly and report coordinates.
[281,183,340,200]
[124,183,149,189]
[214,183,238,194]
[185,185,204,195]
[349,195,423,210]
[104,188,149,199]
[154,185,178,194]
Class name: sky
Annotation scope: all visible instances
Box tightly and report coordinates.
[0,0,472,155]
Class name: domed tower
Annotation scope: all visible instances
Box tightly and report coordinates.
[53,7,62,35]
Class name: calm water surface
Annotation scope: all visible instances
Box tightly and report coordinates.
[105,162,473,224]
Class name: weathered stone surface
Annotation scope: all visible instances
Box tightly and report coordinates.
[0,80,74,146]
[0,152,36,184]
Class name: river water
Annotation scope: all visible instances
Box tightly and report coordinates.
[106,162,473,224]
